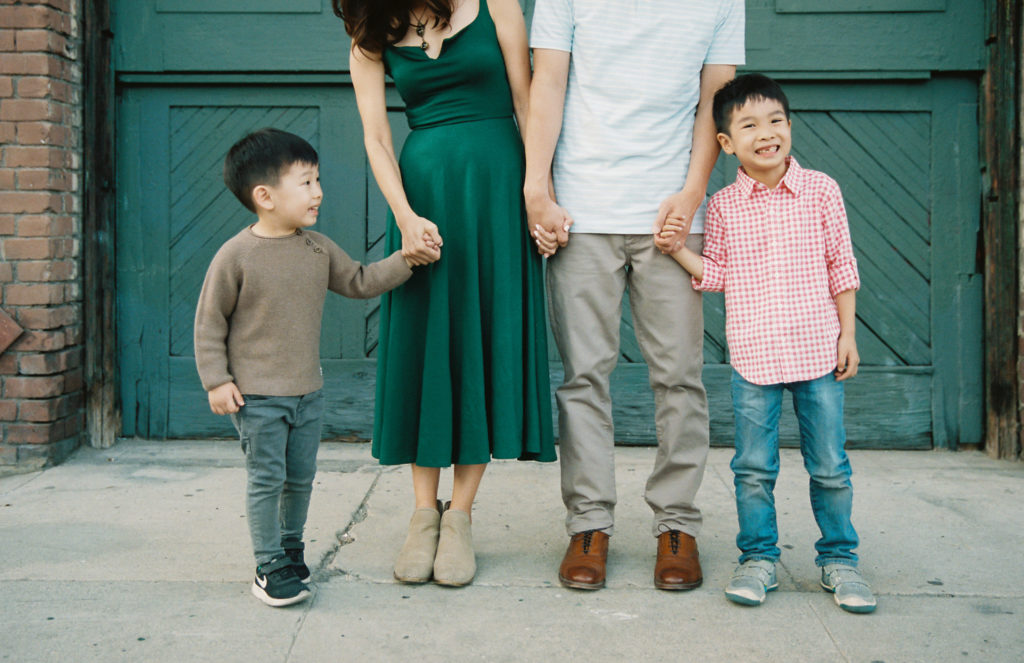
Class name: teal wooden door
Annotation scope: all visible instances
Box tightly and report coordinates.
[114,1,984,447]
[117,82,412,438]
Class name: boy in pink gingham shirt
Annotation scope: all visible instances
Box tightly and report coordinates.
[660,74,876,614]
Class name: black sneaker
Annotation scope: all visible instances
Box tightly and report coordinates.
[251,557,311,607]
[282,540,311,584]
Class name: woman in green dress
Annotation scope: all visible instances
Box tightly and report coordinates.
[335,0,555,587]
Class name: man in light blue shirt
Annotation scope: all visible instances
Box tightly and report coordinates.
[524,0,744,591]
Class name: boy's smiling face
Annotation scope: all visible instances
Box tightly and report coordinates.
[717,97,792,189]
[252,161,323,236]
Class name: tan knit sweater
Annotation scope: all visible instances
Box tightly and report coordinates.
[194,226,411,396]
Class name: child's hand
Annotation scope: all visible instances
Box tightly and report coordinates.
[208,382,245,415]
[834,334,859,381]
[653,188,699,253]
[398,214,443,266]
[405,231,442,267]
[654,218,688,254]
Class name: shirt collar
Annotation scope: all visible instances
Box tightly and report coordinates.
[734,156,804,197]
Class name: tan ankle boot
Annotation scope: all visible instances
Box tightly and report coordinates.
[433,509,475,586]
[393,506,441,583]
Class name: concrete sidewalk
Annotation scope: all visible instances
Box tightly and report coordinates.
[1,440,1022,662]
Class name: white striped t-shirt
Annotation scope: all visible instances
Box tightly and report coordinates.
[530,0,745,234]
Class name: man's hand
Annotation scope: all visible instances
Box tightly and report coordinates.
[526,194,573,258]
[653,187,705,254]
[834,333,860,381]
[208,382,245,415]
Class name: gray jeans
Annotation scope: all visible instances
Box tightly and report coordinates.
[547,233,709,538]
[231,390,324,565]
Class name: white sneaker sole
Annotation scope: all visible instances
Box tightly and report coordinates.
[820,580,877,613]
[251,581,311,607]
[725,581,778,606]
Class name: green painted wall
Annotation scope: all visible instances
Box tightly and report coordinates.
[114,1,985,448]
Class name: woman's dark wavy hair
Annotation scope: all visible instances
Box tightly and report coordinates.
[333,0,454,55]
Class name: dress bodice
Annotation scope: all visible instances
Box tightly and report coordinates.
[383,0,514,130]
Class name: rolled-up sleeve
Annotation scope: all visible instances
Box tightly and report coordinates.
[821,182,860,296]
[693,198,727,292]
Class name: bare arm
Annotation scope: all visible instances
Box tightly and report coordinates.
[653,63,736,253]
[349,46,441,266]
[491,0,531,135]
[523,48,573,257]
[658,218,705,280]
[834,289,859,381]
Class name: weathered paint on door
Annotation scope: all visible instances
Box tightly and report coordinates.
[114,1,985,448]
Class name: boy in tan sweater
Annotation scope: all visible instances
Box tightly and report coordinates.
[195,128,423,607]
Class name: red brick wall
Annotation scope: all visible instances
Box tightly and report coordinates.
[0,0,83,471]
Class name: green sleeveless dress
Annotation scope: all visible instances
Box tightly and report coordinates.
[371,0,555,467]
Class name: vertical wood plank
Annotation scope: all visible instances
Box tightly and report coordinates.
[982,0,1021,459]
[115,94,143,437]
[931,78,984,449]
[83,0,120,447]
[321,86,371,360]
[117,93,172,438]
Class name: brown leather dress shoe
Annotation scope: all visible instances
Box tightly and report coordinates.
[654,530,702,590]
[558,530,609,590]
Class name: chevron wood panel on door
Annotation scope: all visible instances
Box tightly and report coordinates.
[118,86,376,438]
[621,109,931,374]
[168,106,320,358]
[609,89,978,449]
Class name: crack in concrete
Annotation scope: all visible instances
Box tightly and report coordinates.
[808,598,851,663]
[311,468,384,583]
[284,470,387,661]
[284,592,315,663]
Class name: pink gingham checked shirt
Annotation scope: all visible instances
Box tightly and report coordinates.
[694,157,860,386]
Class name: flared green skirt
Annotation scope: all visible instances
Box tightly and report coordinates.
[372,117,555,467]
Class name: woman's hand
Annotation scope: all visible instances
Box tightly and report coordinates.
[397,213,443,265]
[525,191,572,258]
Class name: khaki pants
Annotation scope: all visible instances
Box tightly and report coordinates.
[547,233,709,538]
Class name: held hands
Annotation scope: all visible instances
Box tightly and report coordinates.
[656,218,688,255]
[208,382,245,415]
[398,213,443,266]
[526,194,573,258]
[834,333,860,381]
[653,188,704,254]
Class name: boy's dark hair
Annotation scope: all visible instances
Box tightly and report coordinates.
[712,74,791,135]
[223,128,319,213]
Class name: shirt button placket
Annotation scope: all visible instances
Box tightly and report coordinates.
[767,190,784,381]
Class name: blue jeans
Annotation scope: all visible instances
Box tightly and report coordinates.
[730,371,859,567]
[231,390,324,565]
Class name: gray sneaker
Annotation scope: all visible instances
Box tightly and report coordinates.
[820,563,877,613]
[725,559,778,606]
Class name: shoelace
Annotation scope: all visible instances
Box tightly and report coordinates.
[581,530,594,554]
[668,530,681,554]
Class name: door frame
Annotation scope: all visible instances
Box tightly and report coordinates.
[83,0,119,448]
[981,0,1021,459]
